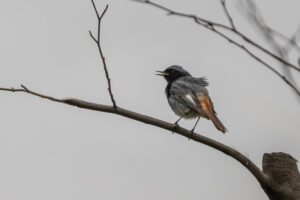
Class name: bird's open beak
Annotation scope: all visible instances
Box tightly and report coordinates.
[156,71,169,76]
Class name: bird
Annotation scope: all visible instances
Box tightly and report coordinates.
[156,65,227,134]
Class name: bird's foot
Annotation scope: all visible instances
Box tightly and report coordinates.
[188,128,196,140]
[172,122,180,134]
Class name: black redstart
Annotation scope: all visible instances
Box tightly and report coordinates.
[156,65,227,133]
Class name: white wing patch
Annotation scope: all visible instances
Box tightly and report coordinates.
[185,94,196,106]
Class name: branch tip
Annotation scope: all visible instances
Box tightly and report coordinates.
[20,84,28,92]
[99,5,109,20]
[89,30,98,43]
[220,0,236,30]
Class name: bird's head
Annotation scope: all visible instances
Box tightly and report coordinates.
[156,65,191,83]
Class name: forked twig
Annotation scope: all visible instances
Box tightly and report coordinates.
[89,1,117,108]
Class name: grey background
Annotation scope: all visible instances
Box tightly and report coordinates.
[0,0,299,199]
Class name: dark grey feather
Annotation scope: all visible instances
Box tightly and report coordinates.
[167,76,209,118]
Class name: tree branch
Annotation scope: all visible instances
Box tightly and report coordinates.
[89,1,117,108]
[132,0,300,97]
[0,85,269,189]
[4,85,300,199]
[211,27,300,97]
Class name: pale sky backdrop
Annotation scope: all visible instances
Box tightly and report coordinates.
[0,0,299,200]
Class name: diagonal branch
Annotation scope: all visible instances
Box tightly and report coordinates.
[211,27,300,97]
[132,0,300,97]
[7,85,299,198]
[132,0,230,31]
[89,1,117,108]
[0,85,269,191]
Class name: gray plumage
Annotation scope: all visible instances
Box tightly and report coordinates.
[157,65,227,133]
[167,76,209,118]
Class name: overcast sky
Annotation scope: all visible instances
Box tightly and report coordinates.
[0,0,299,200]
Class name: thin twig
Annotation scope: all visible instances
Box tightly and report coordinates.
[91,0,100,19]
[89,30,98,43]
[0,85,270,190]
[90,1,117,108]
[132,0,300,97]
[0,85,64,103]
[132,0,300,73]
[133,0,230,30]
[220,0,236,30]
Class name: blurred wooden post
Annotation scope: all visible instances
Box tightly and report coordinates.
[263,152,300,200]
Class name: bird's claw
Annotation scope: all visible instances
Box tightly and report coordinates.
[188,128,195,140]
[172,122,179,134]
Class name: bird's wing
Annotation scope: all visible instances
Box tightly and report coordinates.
[170,77,209,115]
[171,76,227,133]
[190,77,209,87]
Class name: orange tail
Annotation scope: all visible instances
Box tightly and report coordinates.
[205,111,227,133]
[198,95,227,133]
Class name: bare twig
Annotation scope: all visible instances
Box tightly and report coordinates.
[0,86,64,103]
[132,0,300,97]
[89,1,117,108]
[220,0,236,30]
[132,0,300,74]
[132,0,230,31]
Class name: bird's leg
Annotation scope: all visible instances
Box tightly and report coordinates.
[174,116,183,126]
[172,116,183,133]
[190,117,200,138]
